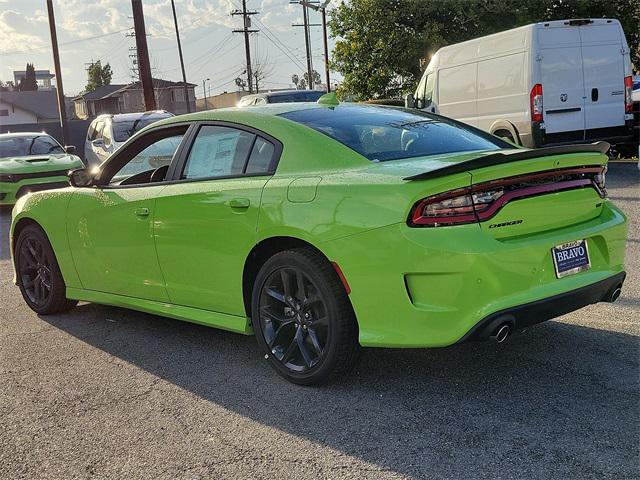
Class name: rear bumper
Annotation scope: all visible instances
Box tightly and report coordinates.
[0,176,69,205]
[533,123,633,148]
[457,271,626,343]
[322,201,627,348]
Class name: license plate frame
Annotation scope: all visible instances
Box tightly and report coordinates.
[551,239,591,279]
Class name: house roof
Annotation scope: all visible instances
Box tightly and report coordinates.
[0,90,60,119]
[72,84,127,102]
[128,78,197,89]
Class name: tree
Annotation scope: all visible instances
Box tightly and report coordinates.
[235,76,247,91]
[85,60,113,92]
[18,63,38,91]
[292,70,321,90]
[329,0,640,100]
[0,80,16,92]
[252,54,275,92]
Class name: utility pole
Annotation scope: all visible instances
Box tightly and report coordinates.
[46,0,68,146]
[301,0,331,92]
[202,78,210,109]
[292,1,322,90]
[232,1,258,93]
[171,0,191,113]
[302,4,314,89]
[131,0,156,111]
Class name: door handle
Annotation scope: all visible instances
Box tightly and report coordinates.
[134,207,150,217]
[229,198,250,209]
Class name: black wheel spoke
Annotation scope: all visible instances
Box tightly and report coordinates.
[19,234,52,307]
[297,333,313,367]
[296,271,307,302]
[280,269,293,299]
[282,326,302,363]
[307,328,323,355]
[265,288,286,304]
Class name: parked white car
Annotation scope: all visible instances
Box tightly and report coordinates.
[84,111,174,167]
[407,18,634,148]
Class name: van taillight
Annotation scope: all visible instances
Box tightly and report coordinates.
[624,76,633,113]
[530,84,543,122]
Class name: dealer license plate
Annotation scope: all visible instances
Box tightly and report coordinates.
[551,240,591,278]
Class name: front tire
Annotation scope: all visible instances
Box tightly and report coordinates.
[15,224,77,315]
[251,248,360,385]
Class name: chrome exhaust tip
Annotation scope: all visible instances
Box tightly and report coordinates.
[608,286,622,303]
[491,324,511,344]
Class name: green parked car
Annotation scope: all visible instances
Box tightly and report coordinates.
[10,99,627,384]
[0,132,83,205]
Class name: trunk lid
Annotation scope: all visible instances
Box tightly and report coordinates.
[469,151,607,239]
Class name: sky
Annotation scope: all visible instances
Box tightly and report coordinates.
[0,0,338,97]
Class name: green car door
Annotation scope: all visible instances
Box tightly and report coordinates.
[153,124,280,315]
[66,126,189,302]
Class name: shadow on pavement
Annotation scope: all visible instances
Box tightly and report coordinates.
[40,302,639,478]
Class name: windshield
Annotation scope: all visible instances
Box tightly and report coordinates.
[112,115,171,142]
[279,106,509,162]
[0,135,65,158]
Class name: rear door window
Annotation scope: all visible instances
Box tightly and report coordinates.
[182,126,255,179]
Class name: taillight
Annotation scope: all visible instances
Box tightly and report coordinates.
[624,76,632,113]
[408,166,606,227]
[530,83,543,122]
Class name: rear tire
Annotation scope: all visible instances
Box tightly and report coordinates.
[15,224,78,315]
[251,248,360,385]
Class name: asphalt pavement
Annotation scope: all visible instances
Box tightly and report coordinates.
[1,163,638,479]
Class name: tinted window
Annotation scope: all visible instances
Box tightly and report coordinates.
[268,91,324,103]
[279,106,507,162]
[182,126,255,179]
[0,135,64,157]
[112,115,171,142]
[111,134,183,184]
[245,137,275,174]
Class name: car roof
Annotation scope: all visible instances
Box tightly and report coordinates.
[93,111,173,123]
[0,131,55,138]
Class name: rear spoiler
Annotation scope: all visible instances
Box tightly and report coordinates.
[404,142,610,181]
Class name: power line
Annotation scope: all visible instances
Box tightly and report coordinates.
[2,27,132,55]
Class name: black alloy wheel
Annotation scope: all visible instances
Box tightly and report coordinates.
[259,266,329,371]
[15,224,77,315]
[252,248,360,385]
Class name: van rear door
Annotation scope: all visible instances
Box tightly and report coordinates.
[538,26,586,137]
[579,22,626,133]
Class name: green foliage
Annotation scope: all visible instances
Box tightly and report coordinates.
[85,60,113,92]
[18,63,38,91]
[329,0,640,100]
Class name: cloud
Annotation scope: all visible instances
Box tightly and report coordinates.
[0,9,49,53]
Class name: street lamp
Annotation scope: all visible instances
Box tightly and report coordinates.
[203,78,210,109]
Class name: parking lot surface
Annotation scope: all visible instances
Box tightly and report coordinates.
[0,163,638,479]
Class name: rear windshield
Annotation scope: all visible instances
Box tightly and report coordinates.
[112,115,171,142]
[0,135,64,158]
[268,91,324,103]
[279,106,508,162]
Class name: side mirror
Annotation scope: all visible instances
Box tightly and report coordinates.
[64,145,76,154]
[404,93,415,109]
[69,169,94,187]
[92,138,104,148]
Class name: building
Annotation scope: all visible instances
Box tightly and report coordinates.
[72,84,127,119]
[13,69,55,90]
[0,90,73,126]
[72,78,197,119]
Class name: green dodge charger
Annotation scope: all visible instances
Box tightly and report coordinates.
[0,132,83,205]
[10,98,627,384]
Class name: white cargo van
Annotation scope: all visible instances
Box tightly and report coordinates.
[407,19,634,148]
